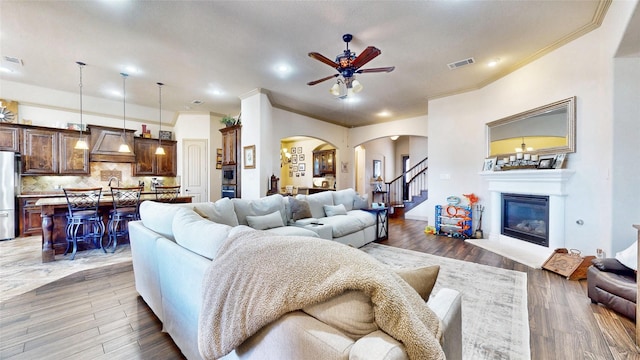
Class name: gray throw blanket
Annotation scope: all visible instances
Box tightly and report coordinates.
[198,229,444,360]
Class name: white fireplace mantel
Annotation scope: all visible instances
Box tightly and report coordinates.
[478,169,575,267]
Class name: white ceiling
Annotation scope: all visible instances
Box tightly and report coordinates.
[0,1,622,127]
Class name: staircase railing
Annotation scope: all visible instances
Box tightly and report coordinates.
[384,157,428,206]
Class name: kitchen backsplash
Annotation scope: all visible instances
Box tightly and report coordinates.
[20,162,177,193]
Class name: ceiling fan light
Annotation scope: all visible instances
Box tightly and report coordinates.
[74,139,89,150]
[352,79,363,93]
[329,83,340,96]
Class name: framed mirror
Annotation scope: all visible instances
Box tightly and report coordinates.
[487,97,576,158]
[373,160,382,179]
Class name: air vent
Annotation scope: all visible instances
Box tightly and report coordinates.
[191,100,204,105]
[447,57,475,70]
[2,56,23,65]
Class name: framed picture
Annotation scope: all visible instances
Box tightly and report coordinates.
[298,163,306,171]
[553,153,566,169]
[297,147,302,153]
[66,122,85,131]
[537,156,555,169]
[291,147,296,154]
[300,172,305,176]
[216,148,222,169]
[243,145,256,169]
[298,154,305,161]
[291,154,297,164]
[341,161,349,173]
[373,160,382,178]
[293,165,299,172]
[159,130,172,140]
[289,171,293,177]
[482,157,497,171]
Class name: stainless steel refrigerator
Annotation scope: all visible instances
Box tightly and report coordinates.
[0,151,19,240]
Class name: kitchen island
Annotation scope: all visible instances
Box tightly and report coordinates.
[36,194,193,262]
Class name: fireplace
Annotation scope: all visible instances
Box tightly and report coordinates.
[501,193,549,247]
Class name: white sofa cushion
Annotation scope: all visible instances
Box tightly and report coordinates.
[348,210,377,227]
[332,188,357,211]
[266,226,319,238]
[298,191,334,218]
[246,210,285,230]
[172,207,232,260]
[192,198,239,227]
[324,204,348,217]
[139,201,191,241]
[321,215,366,238]
[233,194,287,226]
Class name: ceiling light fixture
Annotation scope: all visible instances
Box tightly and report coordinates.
[118,73,131,153]
[390,136,399,141]
[514,137,533,152]
[488,58,501,67]
[155,82,166,155]
[330,76,363,98]
[73,61,89,150]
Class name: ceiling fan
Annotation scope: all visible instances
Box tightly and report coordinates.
[307,34,395,96]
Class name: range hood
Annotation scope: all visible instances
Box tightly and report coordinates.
[88,125,136,163]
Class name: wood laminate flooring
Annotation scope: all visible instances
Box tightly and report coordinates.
[1,218,638,359]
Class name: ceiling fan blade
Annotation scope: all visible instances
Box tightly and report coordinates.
[356,66,396,74]
[307,74,339,86]
[351,46,381,69]
[308,52,339,68]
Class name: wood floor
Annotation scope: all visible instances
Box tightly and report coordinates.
[1,218,638,359]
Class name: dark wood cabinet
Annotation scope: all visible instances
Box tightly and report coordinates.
[20,198,44,236]
[22,128,58,174]
[0,124,21,152]
[59,132,89,175]
[220,125,241,165]
[313,149,336,177]
[132,137,177,176]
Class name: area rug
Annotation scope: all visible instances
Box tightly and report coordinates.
[465,239,549,269]
[361,242,530,360]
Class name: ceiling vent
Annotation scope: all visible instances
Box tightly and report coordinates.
[191,100,204,105]
[2,56,23,66]
[447,57,475,70]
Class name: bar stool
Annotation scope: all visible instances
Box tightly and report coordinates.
[63,187,105,260]
[155,185,181,203]
[106,186,143,253]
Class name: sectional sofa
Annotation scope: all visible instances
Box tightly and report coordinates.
[127,190,463,359]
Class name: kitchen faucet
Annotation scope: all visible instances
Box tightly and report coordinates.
[107,176,120,188]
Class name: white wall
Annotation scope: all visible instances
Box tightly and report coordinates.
[423,0,639,256]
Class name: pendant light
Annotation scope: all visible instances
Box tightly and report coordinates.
[155,82,166,155]
[73,61,89,150]
[118,72,131,153]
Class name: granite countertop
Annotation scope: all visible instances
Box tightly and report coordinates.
[19,189,164,198]
[35,194,193,206]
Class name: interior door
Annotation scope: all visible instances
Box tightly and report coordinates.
[182,139,208,202]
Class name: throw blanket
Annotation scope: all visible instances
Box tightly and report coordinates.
[198,229,444,360]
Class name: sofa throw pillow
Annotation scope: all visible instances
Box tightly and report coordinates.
[172,208,232,260]
[246,210,285,230]
[302,290,378,340]
[332,188,357,211]
[352,195,369,210]
[193,198,239,227]
[233,194,287,226]
[289,197,312,221]
[393,265,440,301]
[615,240,637,271]
[324,204,348,217]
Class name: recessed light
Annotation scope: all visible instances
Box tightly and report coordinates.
[488,58,501,67]
[212,89,224,96]
[377,110,391,117]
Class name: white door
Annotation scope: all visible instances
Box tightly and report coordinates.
[182,139,208,202]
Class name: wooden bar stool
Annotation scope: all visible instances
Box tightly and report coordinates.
[63,187,105,260]
[106,186,142,253]
[155,185,181,203]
